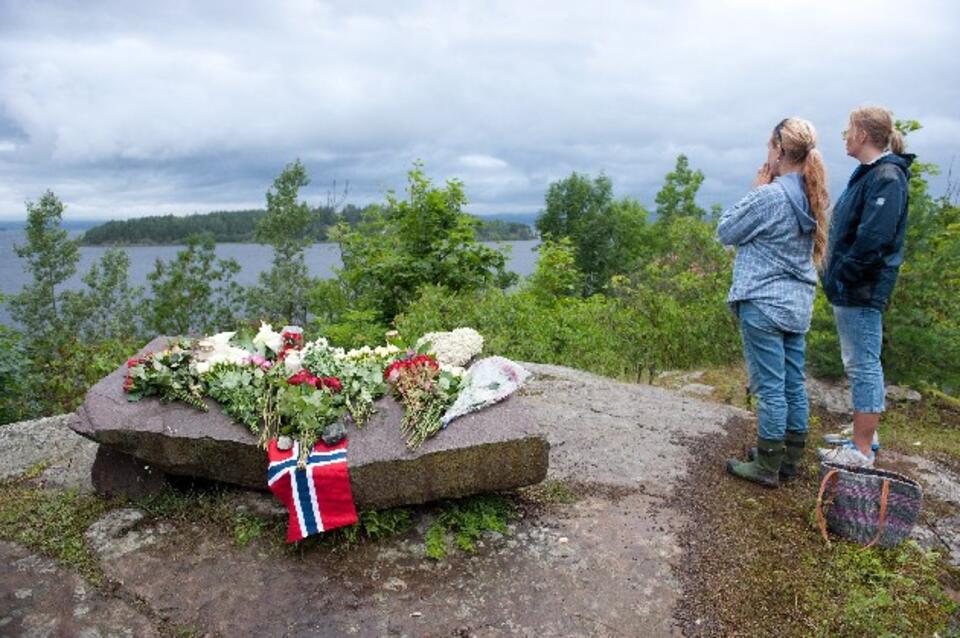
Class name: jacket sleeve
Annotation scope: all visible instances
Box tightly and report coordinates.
[717,186,777,246]
[833,169,905,284]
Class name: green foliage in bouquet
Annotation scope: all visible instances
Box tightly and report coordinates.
[275,379,343,461]
[124,341,207,412]
[204,364,265,431]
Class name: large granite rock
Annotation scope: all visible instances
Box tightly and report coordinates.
[0,414,98,491]
[69,337,548,510]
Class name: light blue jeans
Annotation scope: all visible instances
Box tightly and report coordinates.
[833,305,885,413]
[738,301,809,441]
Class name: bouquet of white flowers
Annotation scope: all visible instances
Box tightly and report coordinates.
[416,327,483,369]
[440,356,530,428]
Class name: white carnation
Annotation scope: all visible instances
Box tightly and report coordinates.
[373,344,401,359]
[416,327,483,367]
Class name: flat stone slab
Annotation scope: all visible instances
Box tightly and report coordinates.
[69,336,549,509]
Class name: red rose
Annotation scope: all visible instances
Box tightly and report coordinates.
[286,369,313,386]
[384,360,400,381]
[126,357,140,368]
[319,376,342,393]
[282,331,303,346]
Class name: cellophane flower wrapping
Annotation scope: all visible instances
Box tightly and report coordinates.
[440,356,531,428]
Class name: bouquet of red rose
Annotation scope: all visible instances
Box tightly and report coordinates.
[277,366,345,467]
[384,353,462,450]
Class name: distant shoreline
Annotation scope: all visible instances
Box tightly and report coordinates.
[75,238,537,248]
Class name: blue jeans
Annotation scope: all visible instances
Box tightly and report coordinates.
[738,301,809,441]
[833,305,885,413]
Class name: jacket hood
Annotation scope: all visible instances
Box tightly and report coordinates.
[881,152,915,179]
[775,173,815,234]
[882,152,915,170]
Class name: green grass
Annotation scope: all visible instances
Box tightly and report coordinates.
[424,494,513,560]
[802,540,957,638]
[0,478,118,585]
[662,362,960,461]
[881,396,960,462]
[232,512,268,548]
[654,363,754,410]
[329,507,415,546]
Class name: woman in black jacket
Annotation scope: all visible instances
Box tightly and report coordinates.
[819,106,913,467]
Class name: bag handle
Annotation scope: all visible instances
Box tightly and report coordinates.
[861,478,891,550]
[816,469,839,545]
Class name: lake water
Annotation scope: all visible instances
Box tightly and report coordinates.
[0,230,540,326]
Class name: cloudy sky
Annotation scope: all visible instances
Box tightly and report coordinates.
[1,0,958,222]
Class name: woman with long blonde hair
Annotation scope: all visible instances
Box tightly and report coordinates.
[717,117,830,487]
[818,106,913,468]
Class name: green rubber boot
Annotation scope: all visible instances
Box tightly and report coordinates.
[747,431,806,482]
[727,438,784,488]
[779,431,806,481]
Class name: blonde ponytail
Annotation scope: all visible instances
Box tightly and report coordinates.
[774,117,830,268]
[889,129,906,154]
[802,149,830,268]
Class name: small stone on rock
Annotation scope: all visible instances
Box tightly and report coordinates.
[886,384,922,403]
[383,577,407,592]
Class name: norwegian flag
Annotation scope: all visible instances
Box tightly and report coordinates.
[267,438,358,543]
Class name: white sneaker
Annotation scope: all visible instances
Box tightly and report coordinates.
[822,424,880,451]
[818,443,875,468]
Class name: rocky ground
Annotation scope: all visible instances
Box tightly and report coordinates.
[1,365,958,637]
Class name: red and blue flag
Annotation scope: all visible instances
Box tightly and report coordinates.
[267,438,358,543]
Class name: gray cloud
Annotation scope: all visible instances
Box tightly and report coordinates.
[1,0,958,221]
